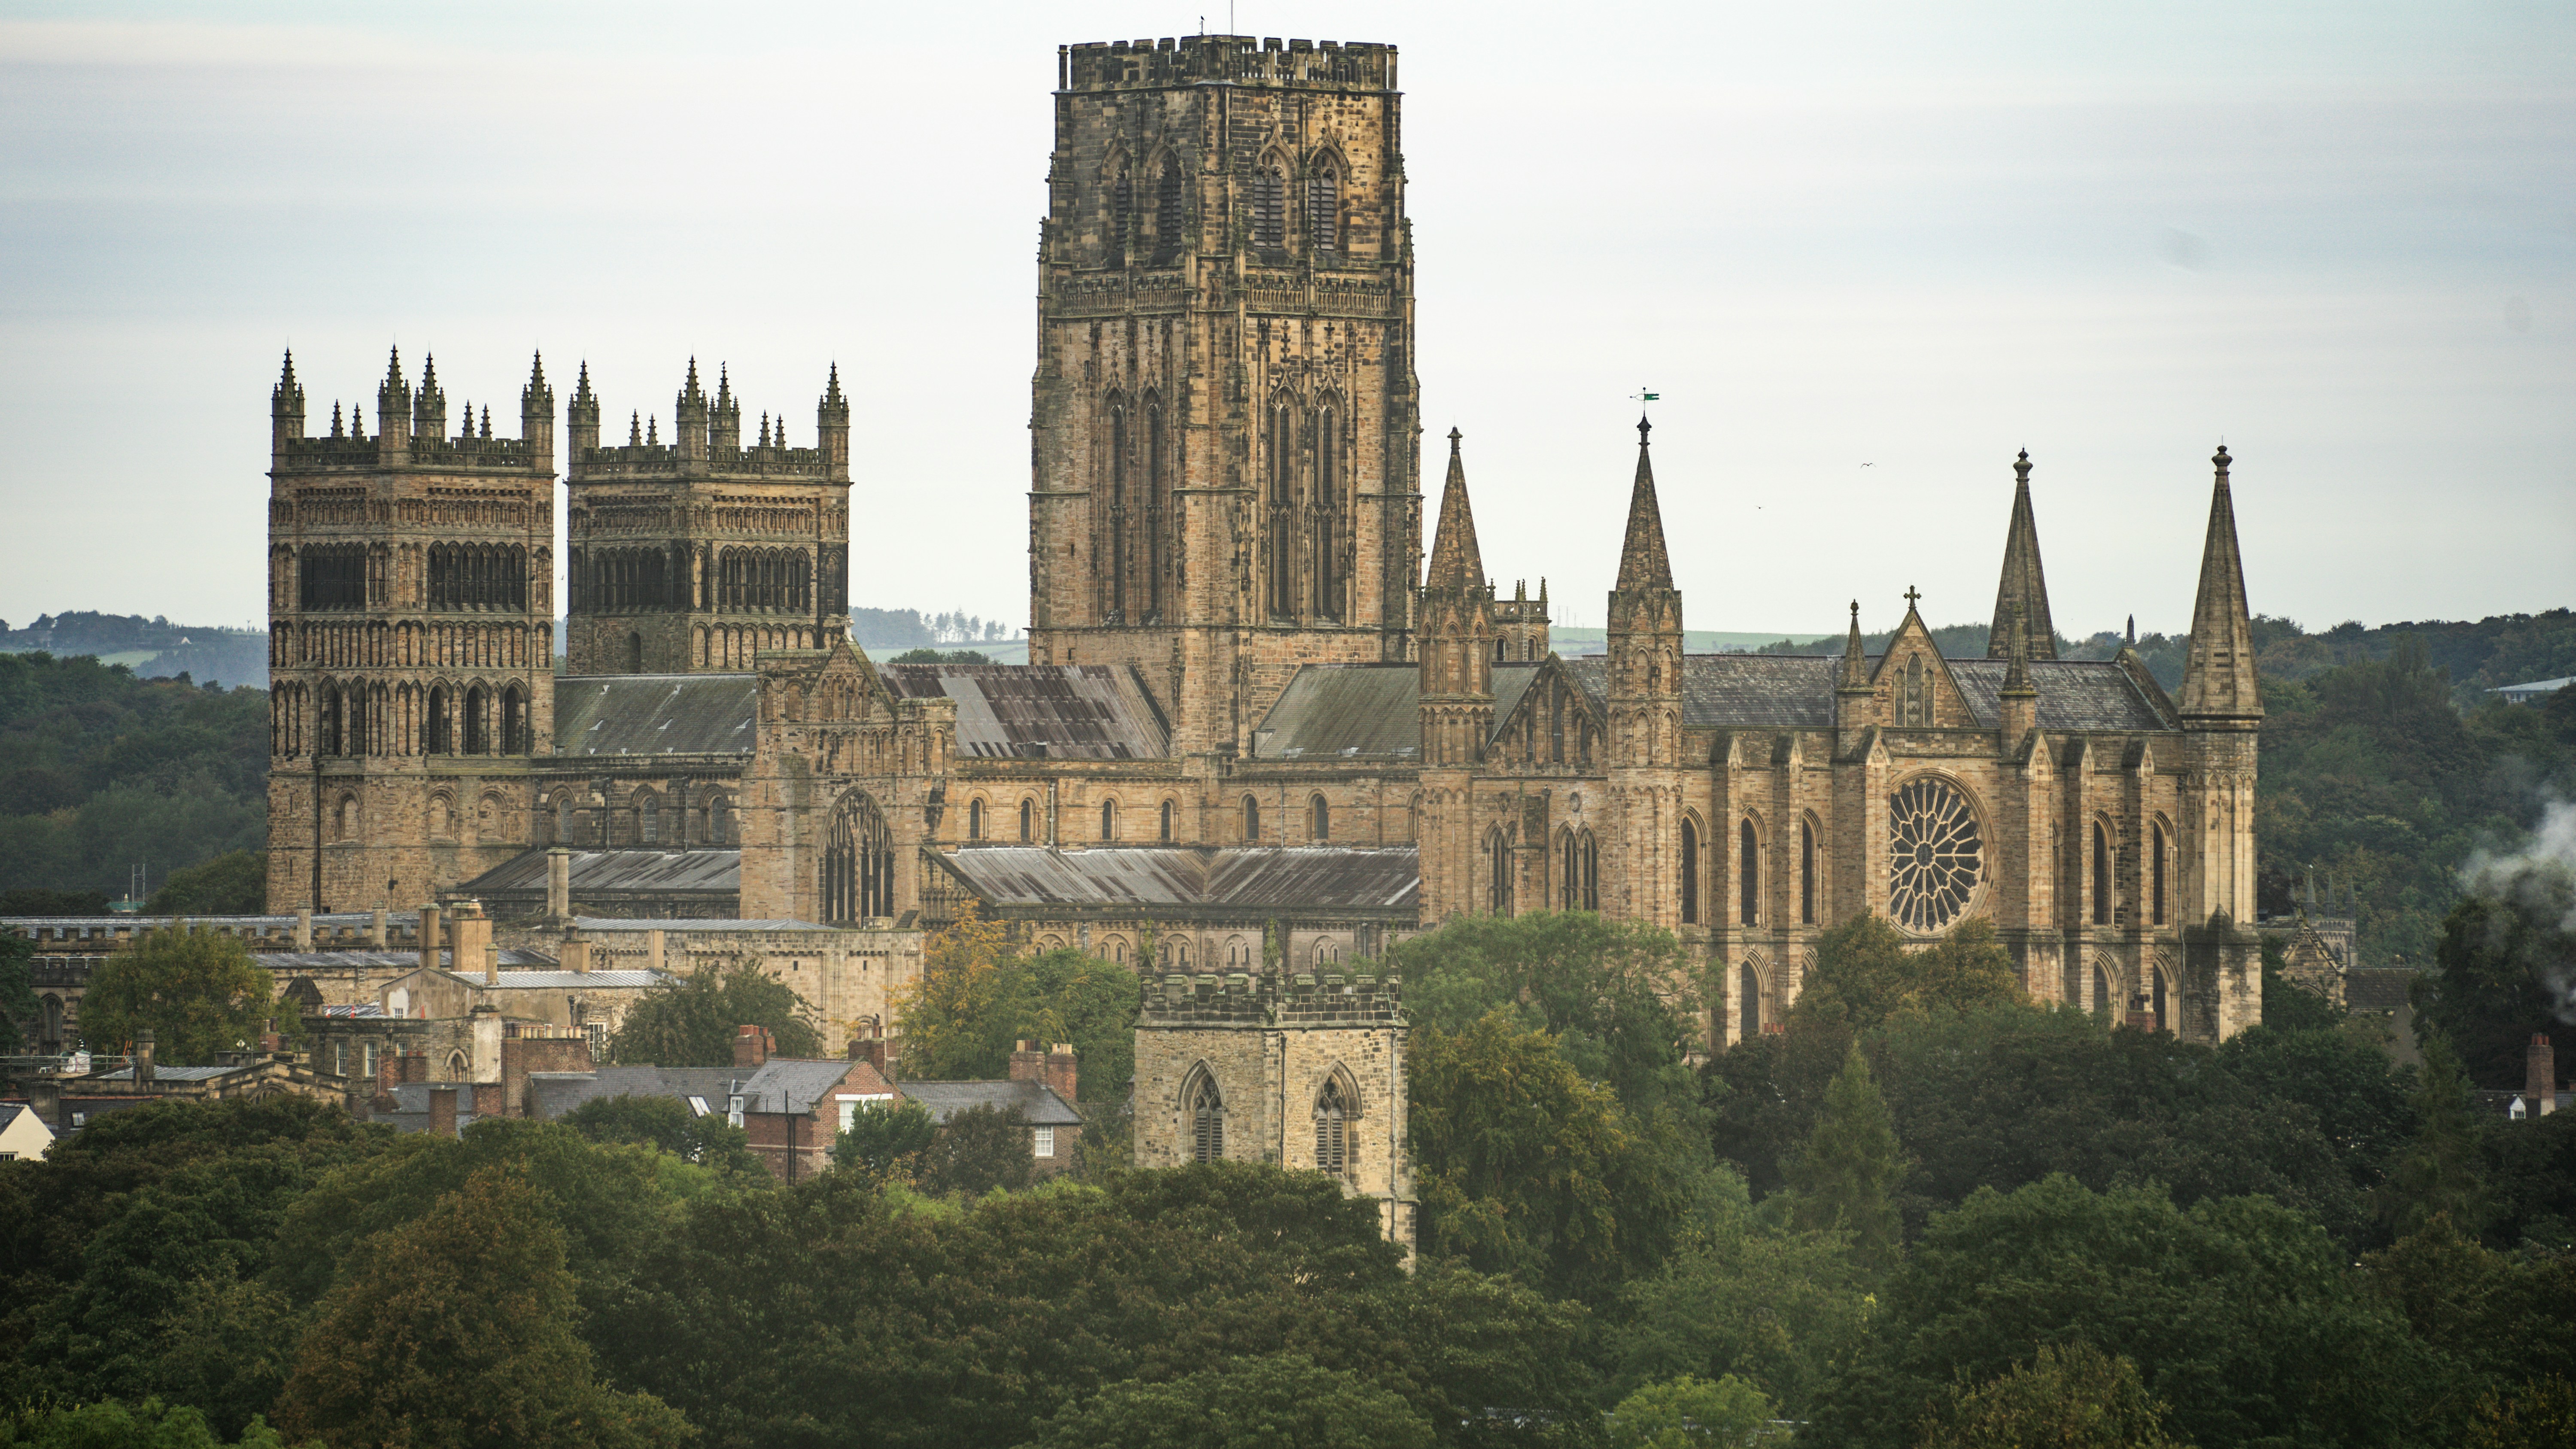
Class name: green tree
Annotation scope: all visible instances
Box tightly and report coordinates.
[1776,1041,1903,1271]
[2418,886,2575,1090]
[145,850,264,915]
[2379,1036,2488,1238]
[896,933,1139,1102]
[1916,1341,2190,1449]
[608,958,820,1066]
[0,1398,315,1448]
[2360,1216,2576,1438]
[828,1099,941,1182]
[275,1167,691,1449]
[1412,1008,1695,1302]
[1382,910,1708,1118]
[1021,1352,1435,1449]
[1607,1374,1771,1449]
[0,927,37,1046]
[2257,934,2348,1034]
[1610,1165,1873,1416]
[561,1094,765,1180]
[2467,1378,2576,1449]
[75,925,299,1063]
[917,1103,1034,1196]
[1807,1175,2420,1449]
[1792,913,2018,1034]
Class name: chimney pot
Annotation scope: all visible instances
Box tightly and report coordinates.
[734,1024,772,1069]
[1009,1042,1046,1084]
[2529,1033,2558,1117]
[1044,1042,1078,1103]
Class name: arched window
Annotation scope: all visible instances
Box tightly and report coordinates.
[1487,828,1513,916]
[1144,398,1166,619]
[1100,799,1118,841]
[1252,165,1285,247]
[638,790,660,845]
[1307,162,1339,252]
[1108,402,1129,617]
[1680,819,1701,925]
[2151,822,2168,926]
[1110,166,1133,265]
[968,799,985,841]
[1309,794,1330,842]
[1314,404,1339,619]
[463,685,488,755]
[1739,963,1762,1039]
[2093,963,2114,1018]
[345,685,369,757]
[823,792,896,923]
[1739,820,1760,925]
[1191,1072,1225,1162]
[2151,966,2169,1033]
[501,684,527,754]
[1154,157,1185,263]
[1801,820,1818,925]
[1159,799,1176,842]
[1020,798,1036,842]
[1581,830,1600,912]
[1243,796,1261,842]
[708,794,732,847]
[555,794,572,844]
[1268,401,1296,618]
[1314,1075,1350,1176]
[2092,822,2112,926]
[334,794,356,841]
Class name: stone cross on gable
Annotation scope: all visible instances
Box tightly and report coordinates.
[1905,586,1922,610]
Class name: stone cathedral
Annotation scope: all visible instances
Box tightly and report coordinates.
[265,33,2265,1203]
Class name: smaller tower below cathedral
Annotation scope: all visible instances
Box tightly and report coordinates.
[1417,428,1495,768]
[564,360,854,675]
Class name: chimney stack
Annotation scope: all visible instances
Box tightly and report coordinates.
[295,908,313,952]
[1044,1042,1078,1103]
[562,939,591,974]
[419,903,443,975]
[401,1049,428,1084]
[2529,1033,2558,1117]
[134,1029,156,1084]
[546,846,573,922]
[734,1024,774,1069]
[1009,1040,1045,1084]
[428,1085,459,1137]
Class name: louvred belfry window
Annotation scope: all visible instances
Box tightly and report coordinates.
[1252,167,1285,247]
[1314,1076,1350,1176]
[1307,164,1339,251]
[1191,1076,1224,1163]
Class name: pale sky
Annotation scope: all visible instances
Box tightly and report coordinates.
[1,1,2567,641]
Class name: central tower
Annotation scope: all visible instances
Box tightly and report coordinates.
[1029,36,1424,756]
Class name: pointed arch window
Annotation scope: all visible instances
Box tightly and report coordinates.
[1487,828,1513,916]
[2092,821,2112,926]
[1314,1075,1351,1176]
[1739,963,1762,1039]
[1108,402,1129,619]
[1801,820,1818,925]
[1314,404,1340,619]
[1020,798,1036,843]
[709,793,732,847]
[1739,820,1760,925]
[823,792,896,923]
[2151,822,2168,926]
[1154,157,1185,263]
[1110,166,1133,266]
[1144,398,1166,620]
[1268,402,1297,618]
[1307,162,1340,252]
[2151,966,2170,1033]
[1581,830,1599,911]
[1252,165,1285,248]
[463,684,488,755]
[501,684,528,754]
[1190,1073,1225,1162]
[1680,819,1701,925]
[2094,963,2114,1018]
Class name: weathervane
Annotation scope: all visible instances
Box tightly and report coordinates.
[1628,386,1659,418]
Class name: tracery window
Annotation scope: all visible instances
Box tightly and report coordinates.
[1252,166,1285,247]
[1190,1073,1225,1162]
[1314,1075,1350,1176]
[1307,163,1339,252]
[1887,778,1984,933]
[1739,820,1760,925]
[1801,820,1818,924]
[823,792,896,923]
[2151,822,2168,926]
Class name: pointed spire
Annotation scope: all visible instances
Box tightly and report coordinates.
[274,349,299,395]
[1987,449,2058,661]
[824,361,845,406]
[715,363,732,410]
[384,345,404,389]
[647,415,659,447]
[682,356,703,403]
[351,405,367,442]
[759,411,771,448]
[480,404,491,439]
[1841,599,1868,687]
[2126,614,2136,647]
[630,411,643,447]
[330,400,345,438]
[528,350,547,391]
[1615,414,1673,591]
[1425,427,1485,590]
[2002,599,2035,694]
[574,360,595,407]
[2178,444,2264,720]
[459,400,473,440]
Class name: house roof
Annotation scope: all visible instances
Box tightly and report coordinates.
[2345,967,2420,1014]
[91,1065,239,1082]
[933,845,1421,915]
[525,1065,753,1122]
[879,663,1170,759]
[554,674,758,756]
[739,1058,876,1117]
[898,1079,1085,1127]
[459,848,742,899]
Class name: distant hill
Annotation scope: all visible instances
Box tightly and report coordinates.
[1,611,268,690]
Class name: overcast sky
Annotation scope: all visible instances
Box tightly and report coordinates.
[1,0,2567,642]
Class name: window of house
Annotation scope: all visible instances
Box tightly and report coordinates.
[1034,1126,1056,1157]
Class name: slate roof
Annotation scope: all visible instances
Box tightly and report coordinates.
[268,949,557,969]
[379,1081,488,1135]
[526,1066,753,1122]
[483,970,665,990]
[898,1079,1085,1127]
[460,848,741,899]
[1253,663,1546,760]
[92,1065,238,1082]
[738,1059,872,1117]
[1948,660,2173,732]
[2345,968,2420,1014]
[933,846,1421,915]
[1558,654,2170,733]
[554,674,758,756]
[879,664,1170,759]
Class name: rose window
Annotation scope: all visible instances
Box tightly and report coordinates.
[1887,777,1983,933]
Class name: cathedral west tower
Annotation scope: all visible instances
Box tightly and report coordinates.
[1028,36,1424,756]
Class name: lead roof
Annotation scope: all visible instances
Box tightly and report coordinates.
[935,845,1422,913]
[555,674,758,756]
[879,663,1170,759]
[460,848,742,898]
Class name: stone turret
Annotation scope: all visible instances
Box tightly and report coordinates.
[2178,446,2263,723]
[1416,429,1495,920]
[1605,416,1685,926]
[2176,444,2264,1040]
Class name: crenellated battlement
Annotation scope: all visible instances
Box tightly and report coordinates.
[1060,34,1395,93]
[565,360,849,485]
[1136,967,1405,1026]
[270,348,554,478]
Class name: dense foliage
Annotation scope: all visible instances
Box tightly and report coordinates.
[608,958,822,1065]
[145,850,265,915]
[0,653,267,903]
[74,924,301,1064]
[895,902,1138,1100]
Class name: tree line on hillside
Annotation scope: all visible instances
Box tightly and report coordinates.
[848,608,1018,652]
[6,873,2573,1448]
[2,611,270,691]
